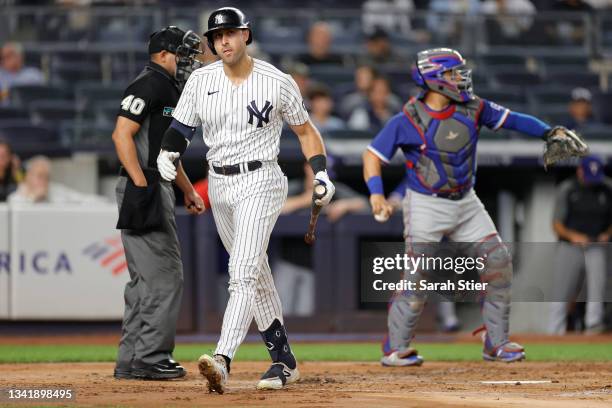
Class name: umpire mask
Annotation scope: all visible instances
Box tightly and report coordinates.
[175,30,204,89]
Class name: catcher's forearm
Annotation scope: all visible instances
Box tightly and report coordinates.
[499,111,551,139]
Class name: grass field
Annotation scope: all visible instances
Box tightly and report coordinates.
[1,342,611,363]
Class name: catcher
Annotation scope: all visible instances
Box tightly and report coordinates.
[362,48,587,366]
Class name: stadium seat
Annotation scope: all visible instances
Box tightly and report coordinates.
[0,107,29,120]
[327,129,374,140]
[29,100,79,124]
[578,124,612,140]
[478,87,526,107]
[547,71,600,88]
[0,119,69,157]
[310,66,354,86]
[594,92,612,124]
[75,83,124,110]
[493,70,542,87]
[9,85,71,109]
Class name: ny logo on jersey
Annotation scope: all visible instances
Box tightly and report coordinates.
[247,100,273,128]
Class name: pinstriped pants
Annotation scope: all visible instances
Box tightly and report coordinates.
[208,162,288,359]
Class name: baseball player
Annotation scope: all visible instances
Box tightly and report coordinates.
[362,48,587,366]
[111,26,204,380]
[156,7,334,392]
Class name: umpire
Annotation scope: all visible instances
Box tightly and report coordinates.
[549,155,612,334]
[111,26,204,380]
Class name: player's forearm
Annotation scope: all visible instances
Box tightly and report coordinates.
[174,161,195,194]
[112,130,146,186]
[501,111,551,138]
[363,150,385,196]
[295,123,326,160]
[362,150,383,182]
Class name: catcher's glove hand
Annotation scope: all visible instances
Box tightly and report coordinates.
[543,126,588,169]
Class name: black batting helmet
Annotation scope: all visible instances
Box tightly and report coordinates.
[204,7,252,55]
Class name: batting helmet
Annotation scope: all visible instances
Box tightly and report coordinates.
[411,48,473,103]
[204,7,252,55]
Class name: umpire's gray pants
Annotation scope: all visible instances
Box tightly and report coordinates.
[115,177,183,366]
[548,242,607,334]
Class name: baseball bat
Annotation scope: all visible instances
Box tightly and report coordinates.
[304,184,327,245]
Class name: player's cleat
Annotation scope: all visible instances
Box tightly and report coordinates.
[381,349,424,367]
[478,333,525,363]
[381,335,424,367]
[198,354,228,394]
[257,362,300,390]
[482,339,526,362]
[131,359,187,380]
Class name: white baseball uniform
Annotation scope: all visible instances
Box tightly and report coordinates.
[172,58,309,359]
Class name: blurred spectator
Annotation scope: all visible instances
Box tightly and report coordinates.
[8,156,107,204]
[0,138,22,202]
[348,76,397,132]
[480,0,536,43]
[307,84,346,134]
[563,87,599,130]
[340,66,403,119]
[287,62,311,97]
[359,27,404,66]
[0,42,45,102]
[427,0,475,41]
[549,155,612,334]
[282,161,367,223]
[550,0,594,45]
[362,0,415,35]
[295,22,343,66]
[340,65,378,118]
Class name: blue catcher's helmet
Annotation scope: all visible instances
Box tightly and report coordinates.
[411,48,473,102]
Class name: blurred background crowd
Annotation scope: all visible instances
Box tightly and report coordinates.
[1,0,612,334]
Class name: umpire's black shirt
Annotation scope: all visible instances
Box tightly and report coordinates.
[553,177,612,240]
[117,62,181,169]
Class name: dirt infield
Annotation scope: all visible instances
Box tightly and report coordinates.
[1,361,611,407]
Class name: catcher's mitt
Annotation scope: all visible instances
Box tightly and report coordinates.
[543,126,589,169]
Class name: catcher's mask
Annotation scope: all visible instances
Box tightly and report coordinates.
[175,30,204,87]
[411,48,473,103]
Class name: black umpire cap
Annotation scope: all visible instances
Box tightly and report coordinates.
[148,26,186,55]
[204,7,252,55]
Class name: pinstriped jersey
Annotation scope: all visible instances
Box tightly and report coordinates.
[172,58,309,165]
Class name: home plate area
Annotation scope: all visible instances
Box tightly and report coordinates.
[1,361,611,407]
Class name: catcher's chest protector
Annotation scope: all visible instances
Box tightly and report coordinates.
[403,98,481,192]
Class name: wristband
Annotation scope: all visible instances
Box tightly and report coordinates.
[308,154,327,175]
[367,176,384,195]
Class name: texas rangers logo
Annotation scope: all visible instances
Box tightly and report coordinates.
[247,100,273,128]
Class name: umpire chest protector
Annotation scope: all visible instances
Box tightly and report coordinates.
[403,97,482,196]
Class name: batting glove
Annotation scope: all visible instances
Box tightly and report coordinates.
[313,170,335,206]
[157,150,179,181]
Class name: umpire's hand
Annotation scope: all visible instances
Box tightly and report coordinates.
[185,190,205,215]
[157,150,179,181]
